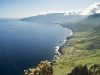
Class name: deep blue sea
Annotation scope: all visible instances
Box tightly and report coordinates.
[0,19,72,75]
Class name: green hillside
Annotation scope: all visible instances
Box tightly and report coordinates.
[24,14,100,75]
[53,16,100,75]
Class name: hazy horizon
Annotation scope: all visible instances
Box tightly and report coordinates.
[0,0,100,18]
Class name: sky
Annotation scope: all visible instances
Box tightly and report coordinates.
[0,0,100,18]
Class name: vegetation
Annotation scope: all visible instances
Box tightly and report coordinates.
[68,64,100,75]
[53,15,100,75]
[24,60,53,75]
[24,14,100,75]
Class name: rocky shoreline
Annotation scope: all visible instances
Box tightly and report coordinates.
[53,30,73,62]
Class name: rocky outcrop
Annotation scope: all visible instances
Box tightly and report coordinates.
[24,60,53,75]
[24,60,100,75]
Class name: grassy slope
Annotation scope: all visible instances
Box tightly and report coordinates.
[23,14,100,75]
[53,23,100,75]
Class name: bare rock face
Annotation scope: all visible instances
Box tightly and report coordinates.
[24,60,53,75]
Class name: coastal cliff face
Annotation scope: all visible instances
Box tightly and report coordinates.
[24,61,53,75]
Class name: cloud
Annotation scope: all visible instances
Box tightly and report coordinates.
[35,2,100,16]
[35,10,66,16]
[80,2,100,15]
[64,10,81,15]
[65,2,100,16]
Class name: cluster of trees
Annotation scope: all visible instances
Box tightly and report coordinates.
[67,64,100,75]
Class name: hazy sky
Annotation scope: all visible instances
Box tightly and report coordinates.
[0,0,99,18]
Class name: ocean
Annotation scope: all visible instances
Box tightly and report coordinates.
[0,19,72,75]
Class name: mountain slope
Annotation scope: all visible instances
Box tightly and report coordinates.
[62,13,100,32]
[53,14,100,75]
[22,13,100,75]
[20,13,85,23]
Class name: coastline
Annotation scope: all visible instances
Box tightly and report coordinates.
[53,29,73,62]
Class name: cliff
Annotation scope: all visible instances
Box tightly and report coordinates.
[24,60,53,75]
